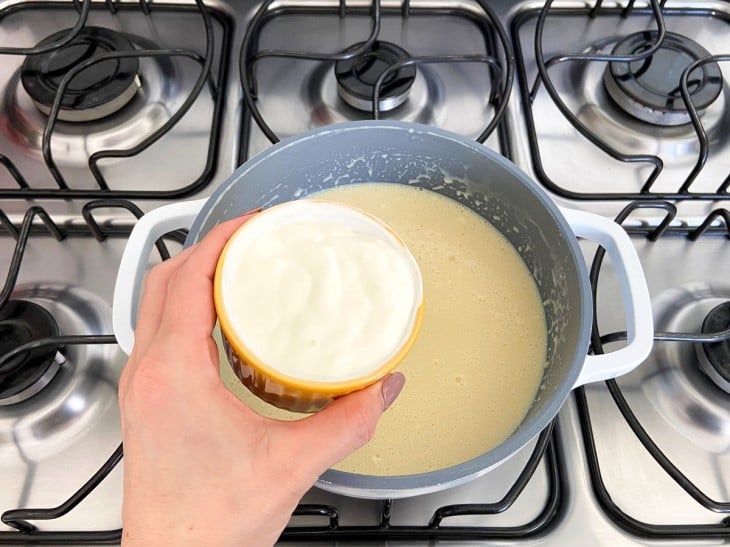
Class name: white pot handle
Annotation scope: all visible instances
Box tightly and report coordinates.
[112,199,207,355]
[560,208,654,388]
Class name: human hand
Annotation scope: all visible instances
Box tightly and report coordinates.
[118,212,405,547]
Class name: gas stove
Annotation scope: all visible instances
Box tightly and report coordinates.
[1,0,729,545]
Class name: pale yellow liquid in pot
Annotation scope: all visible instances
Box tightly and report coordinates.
[216,183,547,476]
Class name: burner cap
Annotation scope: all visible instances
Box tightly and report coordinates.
[0,300,62,405]
[604,31,722,126]
[21,27,141,123]
[696,301,730,393]
[335,41,416,112]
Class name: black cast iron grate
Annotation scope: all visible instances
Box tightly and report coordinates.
[280,422,563,542]
[0,0,231,200]
[577,201,730,539]
[512,0,730,201]
[237,0,515,163]
[0,199,184,543]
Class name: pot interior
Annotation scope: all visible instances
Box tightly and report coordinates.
[188,121,591,494]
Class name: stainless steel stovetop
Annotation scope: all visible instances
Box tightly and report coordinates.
[1,0,728,545]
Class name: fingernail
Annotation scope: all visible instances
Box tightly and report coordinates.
[381,372,405,410]
[243,207,263,216]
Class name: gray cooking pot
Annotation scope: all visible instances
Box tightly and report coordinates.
[114,121,652,498]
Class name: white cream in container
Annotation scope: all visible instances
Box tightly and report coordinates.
[214,199,423,411]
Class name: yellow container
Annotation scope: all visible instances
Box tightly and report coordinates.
[214,200,424,413]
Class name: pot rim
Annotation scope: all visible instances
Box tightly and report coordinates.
[186,120,593,497]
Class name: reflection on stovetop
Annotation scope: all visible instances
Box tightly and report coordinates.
[512,1,730,219]
[580,203,730,536]
[0,201,184,541]
[0,1,231,205]
[280,426,563,543]
[239,0,513,161]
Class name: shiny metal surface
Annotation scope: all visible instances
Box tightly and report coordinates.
[0,2,232,216]
[0,227,181,536]
[241,5,505,160]
[508,0,730,219]
[584,234,730,525]
[2,0,729,544]
[0,237,141,534]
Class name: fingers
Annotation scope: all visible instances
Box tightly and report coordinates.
[130,211,257,360]
[286,373,405,476]
[131,246,197,356]
[154,212,258,359]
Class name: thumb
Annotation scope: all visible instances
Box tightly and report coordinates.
[291,372,405,475]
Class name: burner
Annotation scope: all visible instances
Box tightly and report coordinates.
[335,41,417,112]
[646,285,730,452]
[604,31,722,126]
[0,300,62,405]
[21,27,141,123]
[696,301,730,393]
